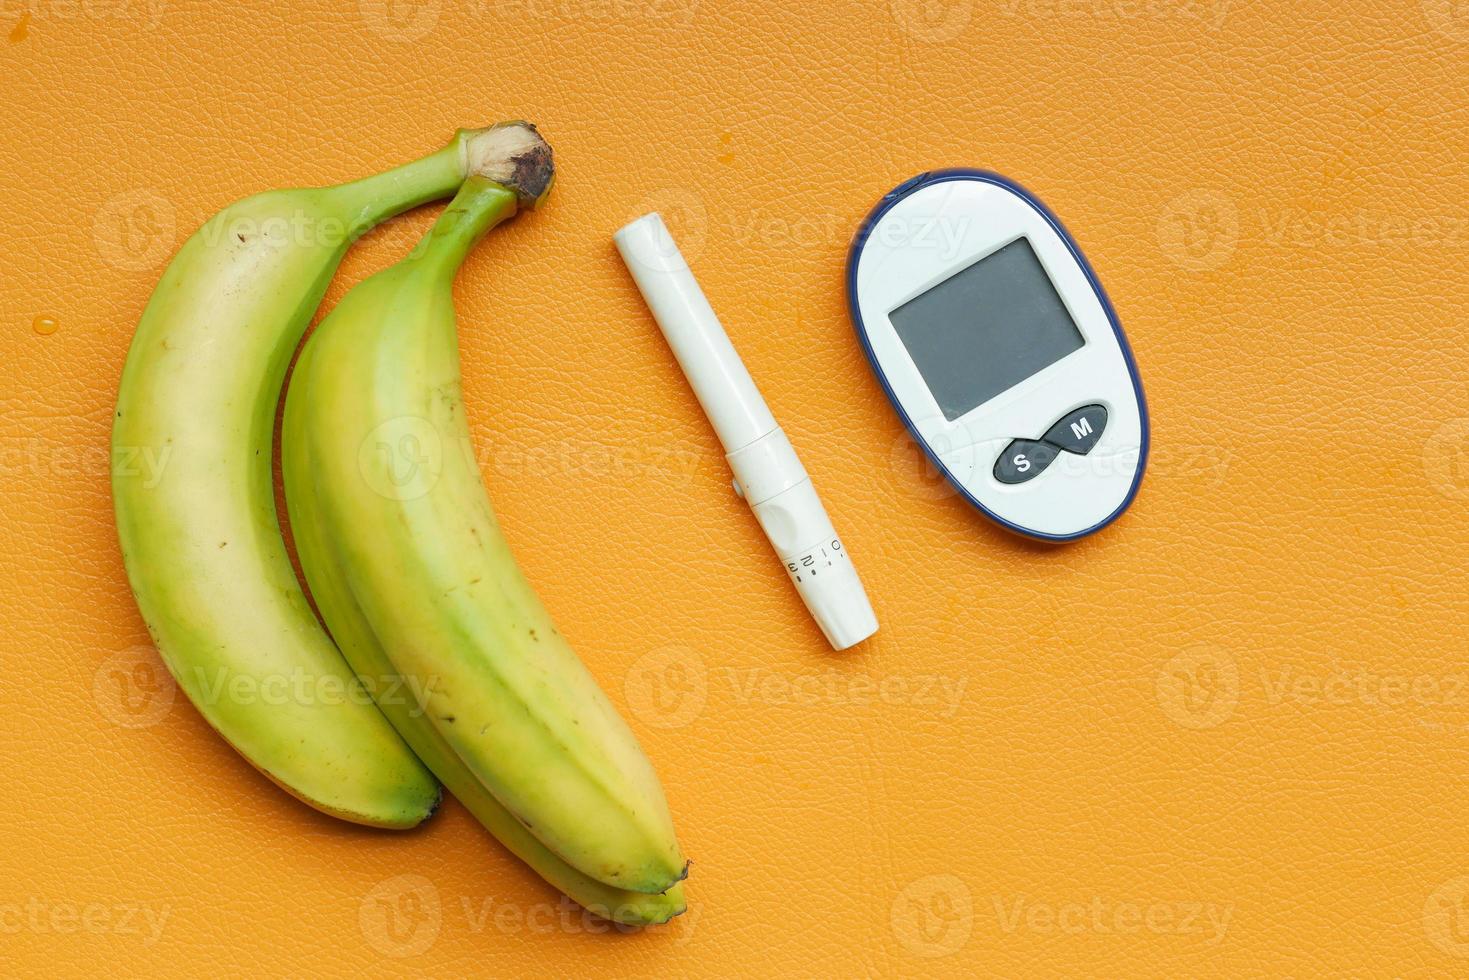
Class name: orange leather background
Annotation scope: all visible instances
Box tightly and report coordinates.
[4,0,1469,974]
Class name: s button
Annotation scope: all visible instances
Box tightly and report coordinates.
[993,440,1058,484]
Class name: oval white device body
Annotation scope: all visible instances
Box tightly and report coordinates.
[847,170,1148,541]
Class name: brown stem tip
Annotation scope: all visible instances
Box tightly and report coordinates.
[463,121,555,209]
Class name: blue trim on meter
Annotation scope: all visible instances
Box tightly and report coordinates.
[846,169,1149,542]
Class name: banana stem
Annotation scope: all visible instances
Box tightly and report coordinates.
[334,121,552,264]
[333,139,467,232]
[408,177,520,278]
[321,123,553,242]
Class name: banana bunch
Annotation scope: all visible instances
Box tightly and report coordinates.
[113,122,686,924]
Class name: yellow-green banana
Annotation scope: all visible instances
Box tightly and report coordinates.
[285,331,684,924]
[282,135,688,896]
[112,126,530,828]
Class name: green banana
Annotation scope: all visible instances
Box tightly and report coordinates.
[112,127,522,828]
[285,334,684,924]
[281,139,688,895]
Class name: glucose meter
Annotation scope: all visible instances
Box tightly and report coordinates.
[847,170,1147,540]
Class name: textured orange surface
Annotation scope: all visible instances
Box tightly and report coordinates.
[4,1,1469,975]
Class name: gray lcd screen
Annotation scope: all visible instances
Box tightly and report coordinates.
[887,237,1085,422]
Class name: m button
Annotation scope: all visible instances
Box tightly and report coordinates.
[1042,405,1107,455]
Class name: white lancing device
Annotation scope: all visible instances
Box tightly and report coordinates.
[615,212,878,650]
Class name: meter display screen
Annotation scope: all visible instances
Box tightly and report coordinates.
[888,237,1085,421]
